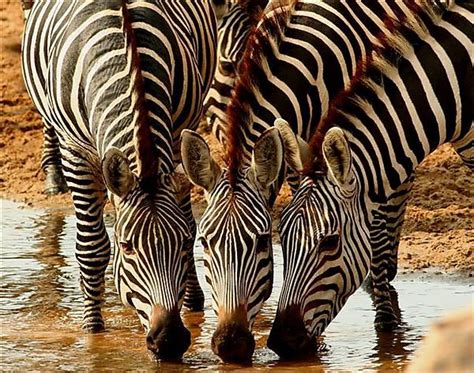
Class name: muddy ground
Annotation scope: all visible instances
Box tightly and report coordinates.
[1,1,472,273]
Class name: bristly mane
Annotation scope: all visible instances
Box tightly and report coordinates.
[121,1,158,186]
[303,0,447,176]
[225,1,296,186]
[239,0,268,23]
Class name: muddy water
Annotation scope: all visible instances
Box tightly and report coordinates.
[0,200,471,372]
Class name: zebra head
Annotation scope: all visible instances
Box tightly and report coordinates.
[267,120,372,358]
[102,148,192,359]
[181,128,283,362]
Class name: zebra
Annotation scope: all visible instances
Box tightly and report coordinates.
[180,0,413,362]
[268,0,473,358]
[21,0,216,359]
[204,0,267,142]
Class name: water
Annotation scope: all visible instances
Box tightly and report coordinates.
[0,200,472,372]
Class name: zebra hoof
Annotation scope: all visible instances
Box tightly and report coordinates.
[374,314,398,332]
[82,321,105,333]
[44,166,68,195]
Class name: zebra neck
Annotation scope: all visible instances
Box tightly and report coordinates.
[244,1,396,152]
[339,4,470,203]
[84,37,174,174]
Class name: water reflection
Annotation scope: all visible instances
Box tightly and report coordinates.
[29,211,68,321]
[0,201,472,372]
[365,284,413,372]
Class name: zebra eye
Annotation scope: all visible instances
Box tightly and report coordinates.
[120,241,135,255]
[219,61,235,77]
[256,234,271,254]
[318,234,340,252]
[200,238,210,254]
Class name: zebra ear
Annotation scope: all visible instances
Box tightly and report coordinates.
[170,164,192,204]
[274,118,312,172]
[250,127,284,190]
[181,130,221,192]
[322,127,352,186]
[102,148,135,198]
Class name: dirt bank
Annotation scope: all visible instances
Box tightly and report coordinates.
[1,1,472,273]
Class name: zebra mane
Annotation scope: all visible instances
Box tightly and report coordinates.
[304,0,447,176]
[238,0,268,23]
[121,0,158,187]
[225,1,296,186]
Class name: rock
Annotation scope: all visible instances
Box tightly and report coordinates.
[406,306,474,373]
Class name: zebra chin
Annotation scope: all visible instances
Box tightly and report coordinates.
[211,305,255,363]
[267,305,317,359]
[145,305,191,360]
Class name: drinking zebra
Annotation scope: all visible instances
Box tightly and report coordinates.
[204,0,268,142]
[268,0,473,358]
[22,0,216,358]
[181,0,409,362]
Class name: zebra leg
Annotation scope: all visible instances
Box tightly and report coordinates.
[384,177,414,282]
[180,192,205,311]
[42,119,68,195]
[370,177,414,330]
[62,150,110,332]
[370,211,398,331]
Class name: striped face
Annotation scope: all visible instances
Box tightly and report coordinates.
[200,170,274,319]
[268,175,372,357]
[110,174,192,358]
[112,185,190,325]
[204,3,252,137]
[199,170,274,360]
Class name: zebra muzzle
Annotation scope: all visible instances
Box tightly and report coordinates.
[211,306,255,363]
[267,305,316,359]
[211,321,255,363]
[146,306,191,360]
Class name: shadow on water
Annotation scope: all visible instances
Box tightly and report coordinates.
[0,200,472,371]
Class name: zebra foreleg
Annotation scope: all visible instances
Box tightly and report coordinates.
[179,193,205,311]
[370,212,398,331]
[62,151,110,332]
[382,177,414,282]
[42,119,67,195]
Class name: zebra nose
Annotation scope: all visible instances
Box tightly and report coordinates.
[267,307,315,359]
[146,306,191,360]
[211,321,255,363]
